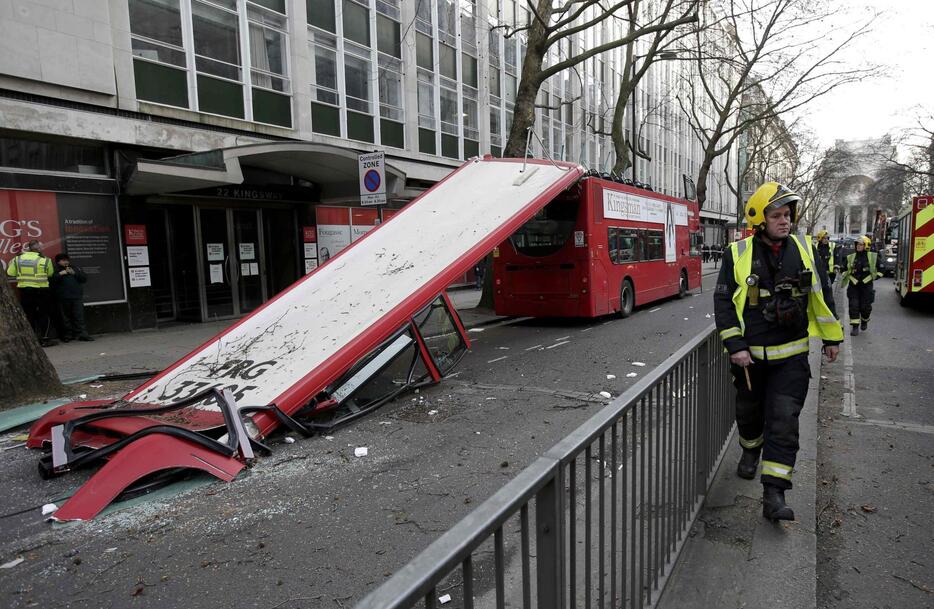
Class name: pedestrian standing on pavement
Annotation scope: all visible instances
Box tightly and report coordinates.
[840,236,880,336]
[6,239,57,346]
[714,182,842,522]
[815,230,839,285]
[51,253,94,342]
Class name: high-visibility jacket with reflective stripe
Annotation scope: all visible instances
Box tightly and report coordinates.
[841,252,880,285]
[7,252,53,288]
[714,235,843,360]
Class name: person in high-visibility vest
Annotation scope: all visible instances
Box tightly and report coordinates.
[840,236,881,336]
[714,182,843,522]
[815,229,839,285]
[7,239,57,347]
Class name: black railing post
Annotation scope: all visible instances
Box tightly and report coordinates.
[695,336,711,499]
[536,467,563,609]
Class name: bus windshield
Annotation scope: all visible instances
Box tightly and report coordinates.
[509,196,579,257]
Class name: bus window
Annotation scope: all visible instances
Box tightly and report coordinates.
[608,227,619,263]
[643,229,664,260]
[610,228,639,263]
[509,197,579,257]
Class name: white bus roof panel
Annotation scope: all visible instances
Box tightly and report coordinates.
[129,158,584,429]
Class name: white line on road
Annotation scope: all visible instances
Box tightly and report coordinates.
[580,327,593,332]
[554,336,570,341]
[546,341,570,349]
[841,314,858,418]
[525,344,544,351]
[649,307,661,313]
[487,356,508,364]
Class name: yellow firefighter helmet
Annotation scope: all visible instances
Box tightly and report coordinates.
[816,229,829,241]
[745,182,801,230]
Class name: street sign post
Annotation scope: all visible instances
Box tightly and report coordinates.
[358,151,387,207]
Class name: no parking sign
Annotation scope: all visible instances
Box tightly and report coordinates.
[358,151,386,206]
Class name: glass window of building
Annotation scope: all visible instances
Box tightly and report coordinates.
[192,0,244,119]
[309,29,339,136]
[417,69,436,154]
[247,1,291,127]
[342,0,369,47]
[307,0,335,31]
[460,0,477,53]
[437,0,456,43]
[129,0,188,108]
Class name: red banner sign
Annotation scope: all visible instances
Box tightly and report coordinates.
[124,224,148,245]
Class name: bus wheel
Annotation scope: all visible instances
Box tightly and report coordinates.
[677,270,689,299]
[619,280,634,318]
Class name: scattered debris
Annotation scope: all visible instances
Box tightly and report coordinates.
[354,447,368,457]
[41,503,58,516]
[439,594,452,604]
[632,362,646,367]
[599,391,612,399]
[860,504,877,513]
[497,346,510,350]
[104,547,117,553]
[705,314,711,318]
[89,383,104,388]
[77,394,87,399]
[484,397,496,401]
[325,436,335,441]
[468,328,485,332]
[379,421,392,425]
[626,373,638,378]
[427,410,439,416]
[606,374,616,380]
[283,437,296,444]
[683,317,689,321]
[0,557,24,569]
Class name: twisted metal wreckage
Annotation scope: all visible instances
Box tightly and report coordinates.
[27,157,586,521]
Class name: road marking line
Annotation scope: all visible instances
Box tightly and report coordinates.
[649,307,661,313]
[554,335,570,341]
[853,419,934,435]
[580,327,593,332]
[525,344,544,351]
[487,356,508,364]
[841,313,858,418]
[546,341,570,349]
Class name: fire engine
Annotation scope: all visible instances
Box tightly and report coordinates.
[894,195,934,306]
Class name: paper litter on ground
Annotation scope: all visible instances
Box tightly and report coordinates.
[626,372,638,378]
[354,447,368,457]
[41,503,57,516]
[631,362,646,367]
[606,374,616,380]
[0,557,24,569]
[438,594,452,604]
[599,391,612,399]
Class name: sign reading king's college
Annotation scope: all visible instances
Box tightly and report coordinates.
[0,190,125,303]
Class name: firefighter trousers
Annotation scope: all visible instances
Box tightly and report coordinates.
[731,354,811,489]
[847,282,874,326]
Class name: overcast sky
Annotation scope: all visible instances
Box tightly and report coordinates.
[795,0,934,150]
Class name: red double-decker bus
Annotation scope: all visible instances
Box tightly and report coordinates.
[493,175,702,318]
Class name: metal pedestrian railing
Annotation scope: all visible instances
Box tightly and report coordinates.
[356,325,735,609]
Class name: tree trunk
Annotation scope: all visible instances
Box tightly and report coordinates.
[611,77,635,175]
[501,2,550,158]
[695,156,713,209]
[0,266,64,409]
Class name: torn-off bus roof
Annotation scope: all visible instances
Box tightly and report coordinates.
[28,157,584,519]
[128,158,583,435]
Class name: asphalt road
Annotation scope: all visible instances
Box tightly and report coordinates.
[816,279,934,609]
[0,274,720,609]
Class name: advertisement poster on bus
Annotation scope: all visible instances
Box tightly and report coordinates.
[0,190,125,303]
[603,190,687,227]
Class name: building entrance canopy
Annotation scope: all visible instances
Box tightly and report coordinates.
[124,142,407,199]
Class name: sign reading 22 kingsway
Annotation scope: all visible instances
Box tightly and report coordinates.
[602,189,688,263]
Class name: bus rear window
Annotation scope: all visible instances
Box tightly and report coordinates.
[509,197,579,257]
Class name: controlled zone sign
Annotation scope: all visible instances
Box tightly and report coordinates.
[358,151,386,206]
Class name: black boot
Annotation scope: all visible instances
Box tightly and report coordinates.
[860,319,868,331]
[736,448,760,480]
[762,485,795,522]
[850,325,859,336]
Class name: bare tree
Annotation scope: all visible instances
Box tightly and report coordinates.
[678,0,878,208]
[500,0,698,158]
[0,266,63,409]
[607,0,699,174]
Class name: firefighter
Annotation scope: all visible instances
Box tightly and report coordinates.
[840,236,880,336]
[7,239,57,347]
[815,230,839,284]
[714,182,842,522]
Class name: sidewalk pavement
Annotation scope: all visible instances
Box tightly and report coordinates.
[43,286,506,383]
[701,260,724,276]
[655,341,821,609]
